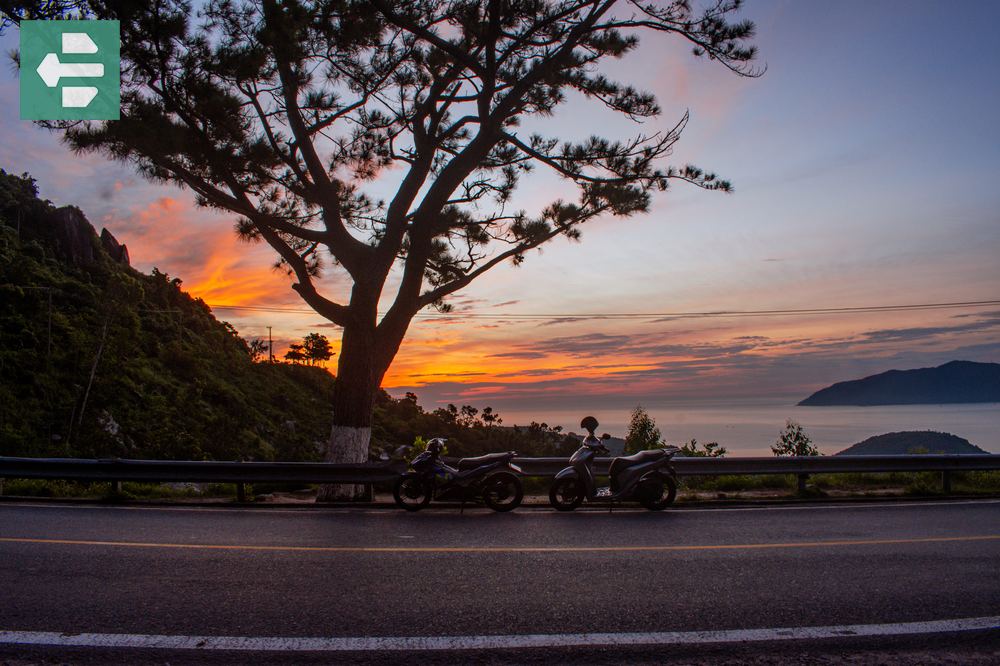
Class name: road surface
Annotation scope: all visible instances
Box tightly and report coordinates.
[1,499,999,663]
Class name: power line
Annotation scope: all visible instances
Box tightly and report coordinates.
[203,298,1000,321]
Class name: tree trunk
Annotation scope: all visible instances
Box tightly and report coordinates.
[316,325,380,502]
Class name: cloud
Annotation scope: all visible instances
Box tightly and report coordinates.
[96,178,132,202]
[408,371,489,379]
[535,316,598,327]
[490,331,763,361]
[855,315,1000,344]
[486,350,549,360]
[101,196,300,307]
[385,308,1000,411]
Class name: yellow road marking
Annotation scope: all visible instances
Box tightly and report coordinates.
[1,534,998,553]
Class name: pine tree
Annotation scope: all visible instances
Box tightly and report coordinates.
[624,405,662,454]
[4,0,759,498]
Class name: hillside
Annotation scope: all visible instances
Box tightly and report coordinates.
[0,169,574,463]
[0,169,337,461]
[835,431,988,456]
[798,361,1000,406]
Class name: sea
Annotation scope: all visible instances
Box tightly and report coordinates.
[499,400,1000,456]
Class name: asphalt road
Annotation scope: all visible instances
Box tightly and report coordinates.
[1,499,999,664]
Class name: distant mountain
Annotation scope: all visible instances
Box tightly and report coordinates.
[798,361,1000,406]
[836,431,987,456]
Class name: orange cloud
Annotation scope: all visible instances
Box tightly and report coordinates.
[102,195,296,308]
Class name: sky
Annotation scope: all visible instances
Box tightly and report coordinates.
[1,0,999,431]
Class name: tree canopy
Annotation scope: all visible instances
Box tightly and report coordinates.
[772,419,819,457]
[285,332,335,364]
[624,404,661,454]
[5,0,758,333]
[2,1,761,493]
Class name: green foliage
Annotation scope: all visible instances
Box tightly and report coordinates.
[302,333,333,364]
[5,0,759,446]
[678,438,727,458]
[624,405,662,454]
[405,435,447,463]
[247,338,268,362]
[771,419,819,457]
[371,393,576,460]
[0,169,335,462]
[684,474,796,492]
[285,332,334,365]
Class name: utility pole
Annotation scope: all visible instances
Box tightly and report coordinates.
[267,326,273,362]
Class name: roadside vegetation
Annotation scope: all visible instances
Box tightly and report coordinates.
[3,177,992,503]
[0,170,570,465]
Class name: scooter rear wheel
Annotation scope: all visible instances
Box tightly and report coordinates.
[549,477,584,511]
[482,472,524,512]
[393,473,432,511]
[638,476,677,511]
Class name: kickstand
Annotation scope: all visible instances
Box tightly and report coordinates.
[460,496,466,514]
[608,499,614,513]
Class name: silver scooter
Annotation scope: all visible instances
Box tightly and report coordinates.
[549,416,679,511]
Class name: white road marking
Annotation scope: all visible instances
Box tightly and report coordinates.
[0,497,997,516]
[3,534,999,553]
[676,498,1000,513]
[1,616,997,651]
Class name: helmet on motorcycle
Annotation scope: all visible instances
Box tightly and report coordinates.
[580,416,599,434]
[427,438,447,454]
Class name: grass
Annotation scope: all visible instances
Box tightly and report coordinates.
[682,474,796,492]
[0,479,238,500]
[679,470,1000,499]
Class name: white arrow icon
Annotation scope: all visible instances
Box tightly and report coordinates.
[62,32,99,54]
[62,86,99,107]
[36,52,104,88]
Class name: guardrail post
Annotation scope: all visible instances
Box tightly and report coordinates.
[236,483,247,503]
[797,473,808,494]
[112,480,122,495]
[941,471,951,494]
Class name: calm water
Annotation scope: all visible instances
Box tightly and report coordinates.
[501,401,1000,456]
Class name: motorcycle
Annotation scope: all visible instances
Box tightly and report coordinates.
[393,438,524,512]
[549,416,679,511]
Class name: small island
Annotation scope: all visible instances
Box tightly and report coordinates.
[835,431,988,456]
[798,360,1000,406]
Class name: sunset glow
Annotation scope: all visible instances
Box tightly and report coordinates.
[1,1,998,427]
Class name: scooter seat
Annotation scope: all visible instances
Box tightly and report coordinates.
[457,452,514,470]
[615,449,667,465]
[609,449,667,480]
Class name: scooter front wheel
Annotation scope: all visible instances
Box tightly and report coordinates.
[393,473,432,512]
[482,472,524,512]
[638,476,677,511]
[549,477,584,511]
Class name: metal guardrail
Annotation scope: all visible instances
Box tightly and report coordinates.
[1,454,997,484]
[0,457,406,484]
[513,454,1000,477]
